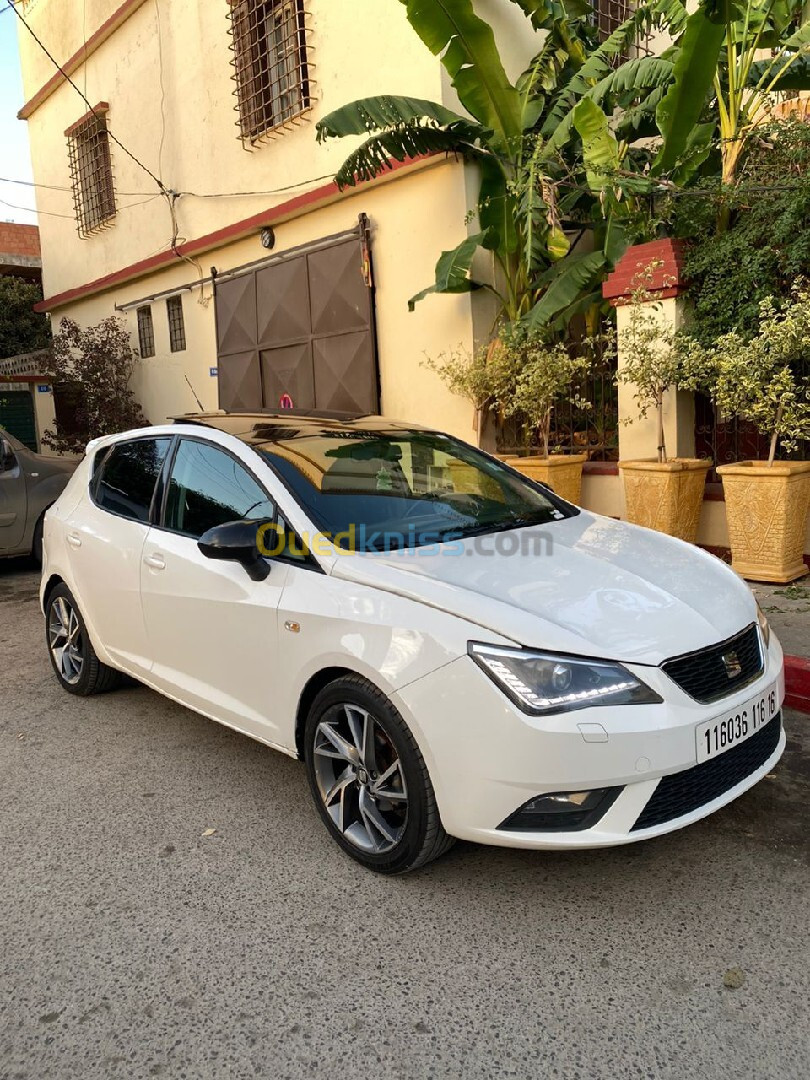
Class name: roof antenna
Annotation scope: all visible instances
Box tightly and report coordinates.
[184,374,204,412]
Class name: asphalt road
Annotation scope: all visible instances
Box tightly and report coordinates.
[1,561,809,1080]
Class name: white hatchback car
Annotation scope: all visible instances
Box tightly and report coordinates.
[41,413,785,873]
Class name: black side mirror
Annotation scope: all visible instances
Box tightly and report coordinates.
[197,519,271,581]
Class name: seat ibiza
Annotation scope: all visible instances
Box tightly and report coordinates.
[41,413,785,873]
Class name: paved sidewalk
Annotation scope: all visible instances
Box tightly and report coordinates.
[753,581,810,661]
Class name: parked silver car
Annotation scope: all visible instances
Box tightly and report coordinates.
[0,426,77,564]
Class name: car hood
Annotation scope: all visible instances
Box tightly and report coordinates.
[330,511,756,665]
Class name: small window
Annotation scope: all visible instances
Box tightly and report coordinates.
[66,107,117,238]
[164,440,275,539]
[229,0,311,144]
[94,438,171,523]
[166,296,186,353]
[137,307,155,358]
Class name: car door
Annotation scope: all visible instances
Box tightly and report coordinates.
[63,435,173,672]
[139,436,290,746]
[0,435,27,553]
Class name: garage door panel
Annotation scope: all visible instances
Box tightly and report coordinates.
[313,333,377,414]
[260,344,315,411]
[218,351,262,412]
[308,241,370,336]
[216,275,257,356]
[256,257,310,346]
[0,390,37,451]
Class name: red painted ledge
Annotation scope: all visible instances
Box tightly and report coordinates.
[603,238,689,305]
[785,656,810,714]
[35,154,439,313]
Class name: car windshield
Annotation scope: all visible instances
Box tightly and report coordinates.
[254,428,575,552]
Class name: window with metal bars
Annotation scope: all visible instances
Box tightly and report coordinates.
[228,0,311,144]
[66,108,116,237]
[591,0,649,63]
[166,296,186,353]
[137,306,155,358]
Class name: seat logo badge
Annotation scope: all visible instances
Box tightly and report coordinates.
[722,650,742,679]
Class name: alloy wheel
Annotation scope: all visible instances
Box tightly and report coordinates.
[48,596,84,686]
[313,704,409,853]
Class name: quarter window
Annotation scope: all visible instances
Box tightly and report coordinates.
[94,438,171,523]
[66,106,117,237]
[229,0,311,144]
[166,296,186,353]
[137,306,155,358]
[164,440,275,539]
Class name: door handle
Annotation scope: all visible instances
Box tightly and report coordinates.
[144,553,166,570]
[67,533,82,548]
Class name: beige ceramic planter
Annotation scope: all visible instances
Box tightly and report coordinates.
[716,460,810,583]
[619,458,711,543]
[498,453,588,505]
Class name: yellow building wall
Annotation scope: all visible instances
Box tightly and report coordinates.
[55,159,480,443]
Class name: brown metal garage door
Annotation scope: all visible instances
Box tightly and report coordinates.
[215,216,379,414]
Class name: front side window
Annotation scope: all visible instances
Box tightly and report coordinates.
[255,429,574,552]
[95,438,171,523]
[229,0,310,144]
[164,439,275,539]
[66,107,117,237]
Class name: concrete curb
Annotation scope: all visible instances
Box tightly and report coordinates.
[785,655,810,714]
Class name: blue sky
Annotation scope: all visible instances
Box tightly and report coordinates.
[0,5,37,224]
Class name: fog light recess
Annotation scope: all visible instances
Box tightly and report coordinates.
[498,787,623,832]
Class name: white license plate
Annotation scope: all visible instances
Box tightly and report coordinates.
[696,683,779,764]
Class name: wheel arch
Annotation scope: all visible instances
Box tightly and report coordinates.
[294,666,357,759]
[42,573,64,614]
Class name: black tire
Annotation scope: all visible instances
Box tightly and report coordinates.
[45,583,122,696]
[31,514,44,567]
[304,674,454,874]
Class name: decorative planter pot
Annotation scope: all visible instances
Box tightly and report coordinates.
[716,460,810,583]
[498,453,588,505]
[619,458,711,543]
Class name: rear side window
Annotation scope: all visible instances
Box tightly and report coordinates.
[164,439,275,539]
[94,438,171,523]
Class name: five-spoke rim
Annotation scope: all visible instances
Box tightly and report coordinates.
[48,596,84,686]
[313,704,408,853]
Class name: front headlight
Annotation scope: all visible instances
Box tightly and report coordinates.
[468,643,663,716]
[757,602,770,649]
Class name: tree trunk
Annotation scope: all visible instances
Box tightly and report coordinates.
[767,403,783,468]
[657,392,667,464]
[542,409,551,460]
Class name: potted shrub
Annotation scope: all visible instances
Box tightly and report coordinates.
[704,293,810,582]
[497,325,593,504]
[617,280,710,543]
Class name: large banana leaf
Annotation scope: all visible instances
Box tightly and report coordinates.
[316,96,477,141]
[524,250,608,329]
[543,54,674,158]
[330,122,486,188]
[652,9,725,175]
[408,232,487,310]
[478,156,518,254]
[398,0,523,149]
[747,53,810,90]
[506,0,592,29]
[573,98,619,193]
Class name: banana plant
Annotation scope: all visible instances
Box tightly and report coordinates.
[653,0,810,188]
[316,0,684,330]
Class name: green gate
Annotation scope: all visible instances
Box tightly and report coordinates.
[0,389,37,451]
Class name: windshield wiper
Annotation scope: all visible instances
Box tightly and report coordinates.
[439,515,548,542]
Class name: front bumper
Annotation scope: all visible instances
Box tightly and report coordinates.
[395,634,786,850]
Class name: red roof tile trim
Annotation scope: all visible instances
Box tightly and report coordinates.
[602,238,688,305]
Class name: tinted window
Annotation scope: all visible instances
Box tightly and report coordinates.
[95,438,171,523]
[164,439,275,539]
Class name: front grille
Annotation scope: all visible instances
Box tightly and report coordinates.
[662,623,763,703]
[631,714,782,831]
